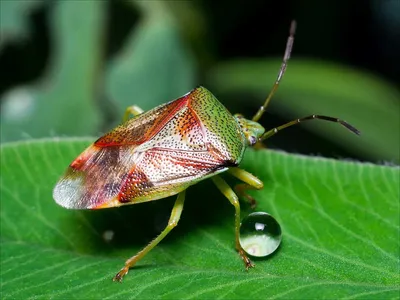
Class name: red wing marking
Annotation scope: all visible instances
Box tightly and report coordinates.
[69,144,104,170]
[137,148,224,184]
[138,104,208,152]
[95,96,189,147]
[53,145,138,209]
[118,167,152,203]
[114,148,226,205]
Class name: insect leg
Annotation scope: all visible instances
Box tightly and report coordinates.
[260,114,360,141]
[211,175,255,270]
[228,167,264,209]
[123,105,145,122]
[113,190,186,282]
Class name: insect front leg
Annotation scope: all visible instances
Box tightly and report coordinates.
[113,190,186,282]
[228,167,264,209]
[211,176,254,270]
[123,105,145,122]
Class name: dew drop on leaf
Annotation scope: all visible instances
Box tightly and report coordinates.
[239,212,282,257]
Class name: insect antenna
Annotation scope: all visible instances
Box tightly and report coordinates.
[252,20,297,122]
[260,114,361,141]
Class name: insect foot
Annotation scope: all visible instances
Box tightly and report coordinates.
[113,266,129,282]
[239,249,255,270]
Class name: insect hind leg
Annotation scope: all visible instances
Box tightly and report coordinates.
[227,167,264,209]
[113,190,186,282]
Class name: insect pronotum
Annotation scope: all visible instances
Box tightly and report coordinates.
[53,20,360,282]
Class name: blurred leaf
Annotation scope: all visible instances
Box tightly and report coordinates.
[1,138,399,299]
[0,0,104,142]
[207,58,400,163]
[106,0,195,121]
[0,0,44,50]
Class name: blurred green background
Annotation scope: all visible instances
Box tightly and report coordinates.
[1,0,399,163]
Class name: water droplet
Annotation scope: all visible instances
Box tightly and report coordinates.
[239,212,282,257]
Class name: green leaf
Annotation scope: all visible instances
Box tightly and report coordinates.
[106,0,195,119]
[207,59,400,163]
[0,0,44,50]
[1,138,399,299]
[1,1,104,142]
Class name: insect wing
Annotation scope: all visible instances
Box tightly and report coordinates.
[53,88,229,209]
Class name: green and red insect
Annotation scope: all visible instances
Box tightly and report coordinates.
[53,21,360,282]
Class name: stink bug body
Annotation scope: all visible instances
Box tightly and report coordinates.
[53,21,360,282]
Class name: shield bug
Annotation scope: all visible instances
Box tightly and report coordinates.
[53,20,360,282]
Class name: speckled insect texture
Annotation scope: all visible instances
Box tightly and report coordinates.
[54,87,246,210]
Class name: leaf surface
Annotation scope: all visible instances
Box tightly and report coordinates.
[1,138,399,299]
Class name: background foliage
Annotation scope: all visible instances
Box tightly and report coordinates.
[1,139,399,299]
[1,0,399,162]
[1,0,399,299]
